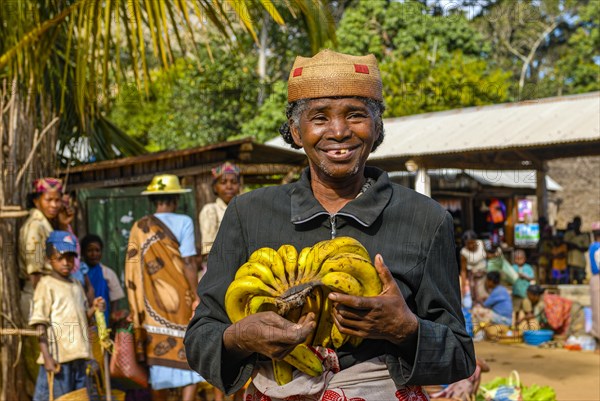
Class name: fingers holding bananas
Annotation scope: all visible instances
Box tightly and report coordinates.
[223,311,317,362]
[328,254,418,345]
[224,238,385,385]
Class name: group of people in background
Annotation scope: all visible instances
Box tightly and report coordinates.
[538,216,592,285]
[459,219,599,351]
[17,162,242,400]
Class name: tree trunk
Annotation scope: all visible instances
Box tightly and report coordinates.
[0,79,57,400]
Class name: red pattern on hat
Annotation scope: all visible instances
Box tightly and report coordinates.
[211,161,240,179]
[293,67,303,77]
[354,64,369,74]
[33,178,63,194]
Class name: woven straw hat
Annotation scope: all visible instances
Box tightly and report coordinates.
[287,49,382,102]
[141,174,191,195]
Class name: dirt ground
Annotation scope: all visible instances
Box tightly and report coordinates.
[475,341,600,401]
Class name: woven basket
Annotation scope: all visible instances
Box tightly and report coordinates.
[54,387,89,401]
[48,369,89,401]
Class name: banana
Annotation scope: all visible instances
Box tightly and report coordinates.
[303,237,371,283]
[278,244,298,287]
[301,286,322,346]
[320,271,363,296]
[225,276,279,323]
[235,261,284,293]
[330,323,348,349]
[283,344,323,377]
[318,253,382,296]
[295,247,311,284]
[249,248,289,288]
[246,295,279,315]
[272,360,294,386]
[312,288,333,348]
[348,336,363,348]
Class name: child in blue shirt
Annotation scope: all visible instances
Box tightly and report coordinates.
[512,249,535,314]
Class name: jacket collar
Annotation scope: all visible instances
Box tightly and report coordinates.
[290,166,392,227]
[215,197,228,210]
[29,208,54,230]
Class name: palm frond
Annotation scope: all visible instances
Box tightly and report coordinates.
[0,0,336,164]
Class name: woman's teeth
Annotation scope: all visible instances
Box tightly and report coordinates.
[329,149,348,155]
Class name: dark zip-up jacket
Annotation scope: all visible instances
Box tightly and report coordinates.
[185,167,475,394]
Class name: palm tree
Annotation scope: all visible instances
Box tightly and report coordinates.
[0,1,334,398]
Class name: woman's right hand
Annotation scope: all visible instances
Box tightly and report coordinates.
[223,311,316,360]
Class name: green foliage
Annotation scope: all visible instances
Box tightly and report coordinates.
[336,1,387,59]
[553,0,600,94]
[337,1,489,60]
[473,0,597,100]
[109,54,260,150]
[335,1,507,117]
[382,51,511,117]
[238,81,288,143]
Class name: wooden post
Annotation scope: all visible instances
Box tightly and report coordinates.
[415,168,431,197]
[536,163,548,220]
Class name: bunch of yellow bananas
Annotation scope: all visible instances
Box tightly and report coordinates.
[224,237,383,385]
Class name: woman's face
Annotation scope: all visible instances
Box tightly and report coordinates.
[291,98,377,182]
[465,239,478,252]
[33,190,62,219]
[213,173,240,204]
[83,242,102,266]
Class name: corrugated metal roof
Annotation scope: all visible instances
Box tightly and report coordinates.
[467,170,562,191]
[390,169,563,191]
[266,92,600,161]
[372,92,600,159]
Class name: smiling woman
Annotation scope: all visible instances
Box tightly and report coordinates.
[185,50,475,400]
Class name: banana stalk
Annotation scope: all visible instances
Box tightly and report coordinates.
[224,237,383,385]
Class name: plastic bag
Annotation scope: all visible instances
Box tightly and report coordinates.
[480,371,522,401]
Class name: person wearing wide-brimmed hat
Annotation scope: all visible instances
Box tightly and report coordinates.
[185,50,474,399]
[125,174,204,400]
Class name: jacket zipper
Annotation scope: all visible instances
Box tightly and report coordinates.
[330,214,337,239]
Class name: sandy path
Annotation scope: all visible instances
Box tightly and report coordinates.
[475,342,600,401]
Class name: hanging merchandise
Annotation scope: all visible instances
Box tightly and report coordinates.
[487,198,507,224]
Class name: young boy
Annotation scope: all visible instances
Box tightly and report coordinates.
[29,231,105,401]
[511,249,535,315]
[80,234,126,324]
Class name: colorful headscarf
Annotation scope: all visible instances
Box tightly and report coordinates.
[32,178,63,194]
[211,162,240,180]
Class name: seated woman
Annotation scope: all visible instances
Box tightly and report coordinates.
[516,285,547,331]
[517,284,585,337]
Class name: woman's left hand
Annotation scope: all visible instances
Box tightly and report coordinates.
[93,297,106,312]
[329,254,418,345]
[56,205,75,229]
